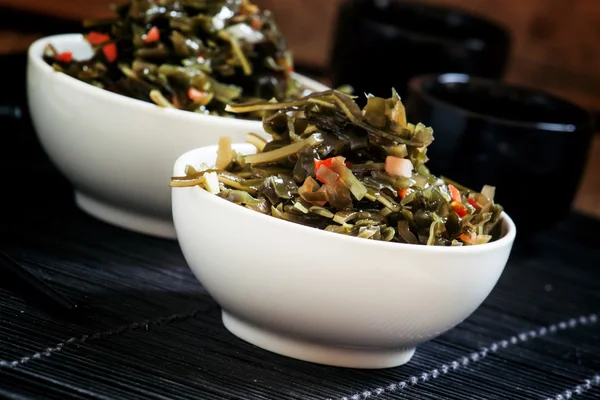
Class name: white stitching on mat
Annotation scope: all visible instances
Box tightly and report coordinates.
[333,313,598,400]
[545,374,600,400]
[0,307,210,369]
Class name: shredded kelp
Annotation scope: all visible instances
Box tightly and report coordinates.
[171,89,504,246]
[43,0,306,119]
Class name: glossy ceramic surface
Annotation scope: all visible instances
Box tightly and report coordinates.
[172,143,517,368]
[27,34,329,238]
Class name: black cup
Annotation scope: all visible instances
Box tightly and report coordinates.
[330,0,511,101]
[405,73,595,236]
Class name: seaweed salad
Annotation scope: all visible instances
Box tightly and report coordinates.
[42,0,303,118]
[171,90,505,246]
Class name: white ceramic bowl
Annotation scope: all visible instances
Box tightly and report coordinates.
[172,144,517,369]
[27,34,329,239]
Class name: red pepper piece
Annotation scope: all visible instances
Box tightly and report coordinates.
[460,232,476,244]
[102,43,118,63]
[144,26,160,44]
[452,201,468,218]
[314,158,334,171]
[188,88,209,104]
[448,184,462,203]
[55,51,73,63]
[87,31,110,46]
[314,156,346,173]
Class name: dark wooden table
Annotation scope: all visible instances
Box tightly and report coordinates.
[1,51,600,400]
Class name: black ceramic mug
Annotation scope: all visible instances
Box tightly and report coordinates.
[330,0,511,101]
[405,73,595,235]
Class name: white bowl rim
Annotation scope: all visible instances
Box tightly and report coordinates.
[28,33,329,129]
[174,144,517,256]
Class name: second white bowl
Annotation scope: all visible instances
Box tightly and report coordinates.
[27,33,329,239]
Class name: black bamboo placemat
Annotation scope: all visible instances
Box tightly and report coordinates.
[0,202,598,400]
[1,69,600,399]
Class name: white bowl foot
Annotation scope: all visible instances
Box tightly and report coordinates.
[75,191,176,239]
[222,311,416,369]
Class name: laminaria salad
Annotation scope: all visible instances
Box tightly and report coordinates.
[170,90,504,246]
[42,0,305,118]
